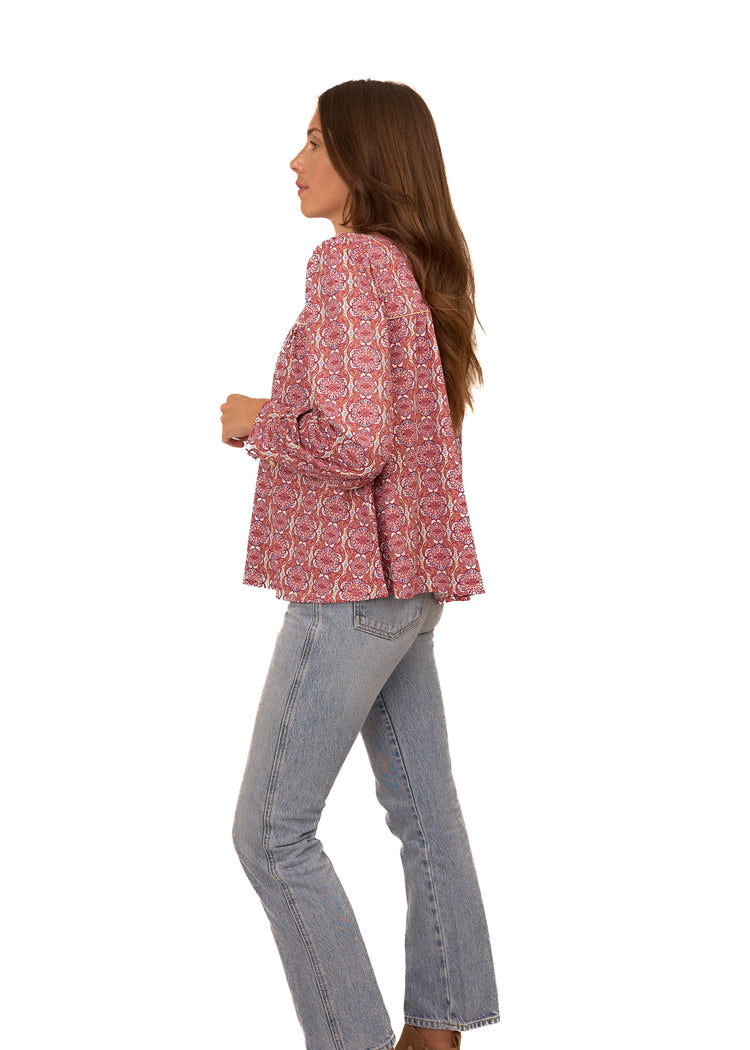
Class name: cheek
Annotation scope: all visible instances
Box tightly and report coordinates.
[331,172,349,204]
[320,173,342,203]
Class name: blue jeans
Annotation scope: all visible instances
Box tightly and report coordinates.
[232,592,500,1050]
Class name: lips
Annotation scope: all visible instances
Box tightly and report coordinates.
[296,181,308,194]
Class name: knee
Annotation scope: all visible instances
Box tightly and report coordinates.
[231,797,267,875]
[234,807,323,882]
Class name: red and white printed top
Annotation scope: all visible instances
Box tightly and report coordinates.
[242,230,485,604]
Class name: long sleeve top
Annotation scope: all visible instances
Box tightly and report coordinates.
[242,230,485,604]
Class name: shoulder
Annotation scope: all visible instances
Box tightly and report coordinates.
[310,233,423,311]
[311,231,375,272]
[302,233,388,299]
[310,231,410,274]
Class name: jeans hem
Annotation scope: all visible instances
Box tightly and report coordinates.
[372,1034,397,1050]
[404,1012,501,1032]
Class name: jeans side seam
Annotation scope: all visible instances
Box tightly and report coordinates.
[377,691,453,1020]
[261,605,345,1050]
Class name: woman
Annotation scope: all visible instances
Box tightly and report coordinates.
[221,80,499,1050]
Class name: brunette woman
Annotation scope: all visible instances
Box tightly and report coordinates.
[220,79,499,1050]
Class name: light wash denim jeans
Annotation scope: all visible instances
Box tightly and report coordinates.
[232,592,500,1050]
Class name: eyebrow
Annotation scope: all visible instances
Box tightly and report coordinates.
[307,127,322,136]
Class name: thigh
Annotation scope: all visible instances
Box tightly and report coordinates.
[235,595,438,839]
[360,602,460,819]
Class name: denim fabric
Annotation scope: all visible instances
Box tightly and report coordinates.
[232,592,500,1050]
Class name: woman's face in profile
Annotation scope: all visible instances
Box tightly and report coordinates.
[290,109,350,232]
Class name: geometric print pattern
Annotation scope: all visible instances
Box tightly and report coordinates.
[243,231,485,604]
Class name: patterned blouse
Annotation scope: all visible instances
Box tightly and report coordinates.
[242,230,485,605]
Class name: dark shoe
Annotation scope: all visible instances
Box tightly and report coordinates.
[395,1023,461,1050]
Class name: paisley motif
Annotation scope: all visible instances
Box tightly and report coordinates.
[242,232,484,604]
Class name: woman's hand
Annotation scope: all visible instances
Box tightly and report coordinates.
[220,394,270,448]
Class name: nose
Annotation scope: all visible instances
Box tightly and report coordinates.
[290,150,303,174]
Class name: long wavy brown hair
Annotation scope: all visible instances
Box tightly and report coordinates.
[317,79,483,436]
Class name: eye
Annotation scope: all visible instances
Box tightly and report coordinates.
[308,139,320,150]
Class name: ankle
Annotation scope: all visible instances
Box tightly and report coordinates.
[412,1026,459,1049]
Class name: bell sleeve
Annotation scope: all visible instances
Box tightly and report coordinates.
[243,238,395,491]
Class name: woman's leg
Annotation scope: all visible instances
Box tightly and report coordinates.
[232,594,438,1050]
[360,600,500,1035]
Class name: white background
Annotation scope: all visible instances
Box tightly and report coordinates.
[2,2,748,1048]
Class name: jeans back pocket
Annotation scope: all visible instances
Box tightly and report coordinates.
[353,593,430,640]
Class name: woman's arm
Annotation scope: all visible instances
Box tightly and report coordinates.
[241,239,394,491]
